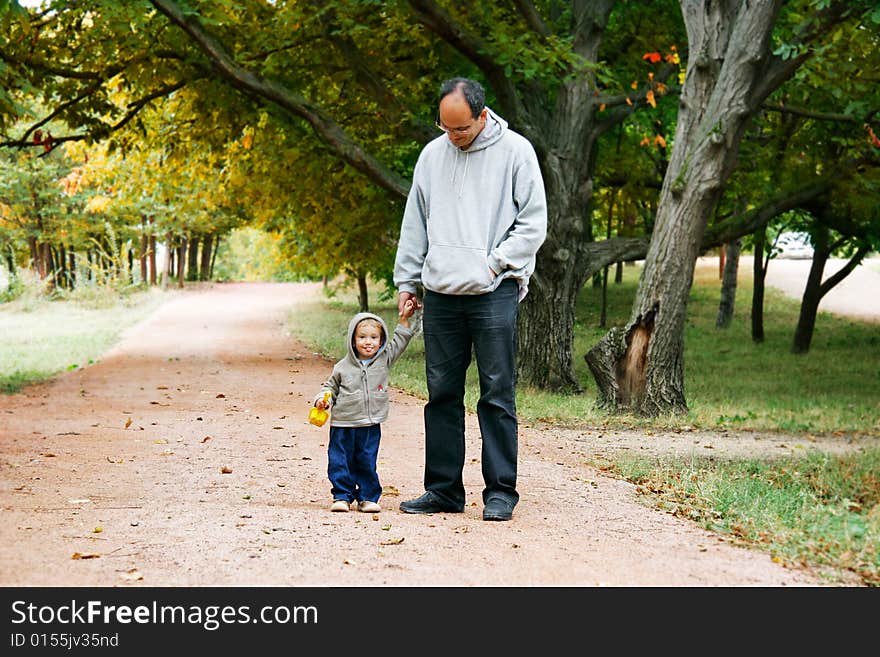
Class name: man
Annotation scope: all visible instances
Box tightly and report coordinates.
[393,77,547,521]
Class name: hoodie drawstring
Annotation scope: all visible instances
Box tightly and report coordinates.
[459,151,469,199]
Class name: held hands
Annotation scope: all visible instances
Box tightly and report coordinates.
[398,292,420,328]
[399,298,416,320]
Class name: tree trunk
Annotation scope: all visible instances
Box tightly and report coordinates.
[587,0,786,415]
[68,250,76,289]
[140,215,148,285]
[751,227,767,342]
[162,233,172,289]
[177,237,186,288]
[209,235,219,279]
[186,234,199,281]
[356,273,369,312]
[40,243,54,289]
[149,232,157,286]
[614,261,623,284]
[27,236,39,276]
[716,238,741,328]
[200,234,213,281]
[792,229,868,354]
[5,246,14,280]
[58,243,68,289]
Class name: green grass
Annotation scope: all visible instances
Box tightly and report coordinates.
[289,263,880,436]
[287,263,880,585]
[0,285,171,393]
[608,449,880,586]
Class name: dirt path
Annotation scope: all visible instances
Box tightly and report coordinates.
[1,282,871,587]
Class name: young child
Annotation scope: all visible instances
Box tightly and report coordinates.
[313,300,415,513]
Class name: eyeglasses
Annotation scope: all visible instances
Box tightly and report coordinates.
[434,116,477,135]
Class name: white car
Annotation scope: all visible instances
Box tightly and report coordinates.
[775,232,814,259]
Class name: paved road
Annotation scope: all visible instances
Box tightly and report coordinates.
[699,255,880,322]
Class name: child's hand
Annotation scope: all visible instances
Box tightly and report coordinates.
[314,394,332,410]
[399,298,415,319]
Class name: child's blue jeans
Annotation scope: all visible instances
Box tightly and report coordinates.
[327,424,382,503]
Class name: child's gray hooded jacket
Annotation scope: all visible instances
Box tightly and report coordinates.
[317,312,414,427]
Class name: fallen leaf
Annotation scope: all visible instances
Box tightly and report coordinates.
[383,485,400,496]
[381,524,392,531]
[157,385,168,390]
[93,527,103,534]
[201,436,212,443]
[380,537,405,546]
[272,426,284,430]
[154,439,168,444]
[41,453,56,458]
[160,449,174,456]
[119,568,143,581]
[71,552,100,560]
[220,466,232,474]
[124,417,132,429]
[343,559,356,565]
[276,483,286,487]
[216,393,226,398]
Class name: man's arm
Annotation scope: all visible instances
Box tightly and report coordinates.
[487,142,548,274]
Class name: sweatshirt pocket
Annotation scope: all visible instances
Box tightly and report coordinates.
[422,244,493,295]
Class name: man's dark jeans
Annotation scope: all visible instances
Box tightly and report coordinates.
[422,279,519,509]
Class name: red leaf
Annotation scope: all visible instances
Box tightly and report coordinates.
[642,52,662,63]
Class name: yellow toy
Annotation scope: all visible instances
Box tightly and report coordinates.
[309,391,331,427]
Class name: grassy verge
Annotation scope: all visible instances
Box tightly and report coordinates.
[289,263,879,436]
[605,450,879,586]
[287,263,879,585]
[0,284,171,393]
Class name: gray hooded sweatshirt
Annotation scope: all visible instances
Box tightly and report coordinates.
[393,107,547,301]
[317,312,414,428]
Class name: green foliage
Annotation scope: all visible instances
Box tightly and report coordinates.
[212,226,305,282]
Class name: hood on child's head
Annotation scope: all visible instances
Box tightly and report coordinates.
[346,312,388,361]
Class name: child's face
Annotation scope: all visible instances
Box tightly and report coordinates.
[354,322,383,359]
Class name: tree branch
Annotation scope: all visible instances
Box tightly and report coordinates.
[761,102,877,124]
[818,244,870,297]
[149,0,410,199]
[512,0,550,38]
[406,0,527,129]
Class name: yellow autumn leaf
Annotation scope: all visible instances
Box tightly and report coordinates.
[71,552,100,560]
[646,90,656,108]
[124,417,132,429]
[379,537,405,546]
[625,97,633,106]
[654,135,667,148]
[630,80,638,90]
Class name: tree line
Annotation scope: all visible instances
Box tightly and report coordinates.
[1,0,877,415]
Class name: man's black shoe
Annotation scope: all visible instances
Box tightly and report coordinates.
[399,491,463,514]
[482,496,514,521]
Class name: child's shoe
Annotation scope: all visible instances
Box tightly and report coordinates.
[330,499,350,512]
[357,500,381,513]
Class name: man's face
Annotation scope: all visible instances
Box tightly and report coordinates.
[437,93,486,149]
